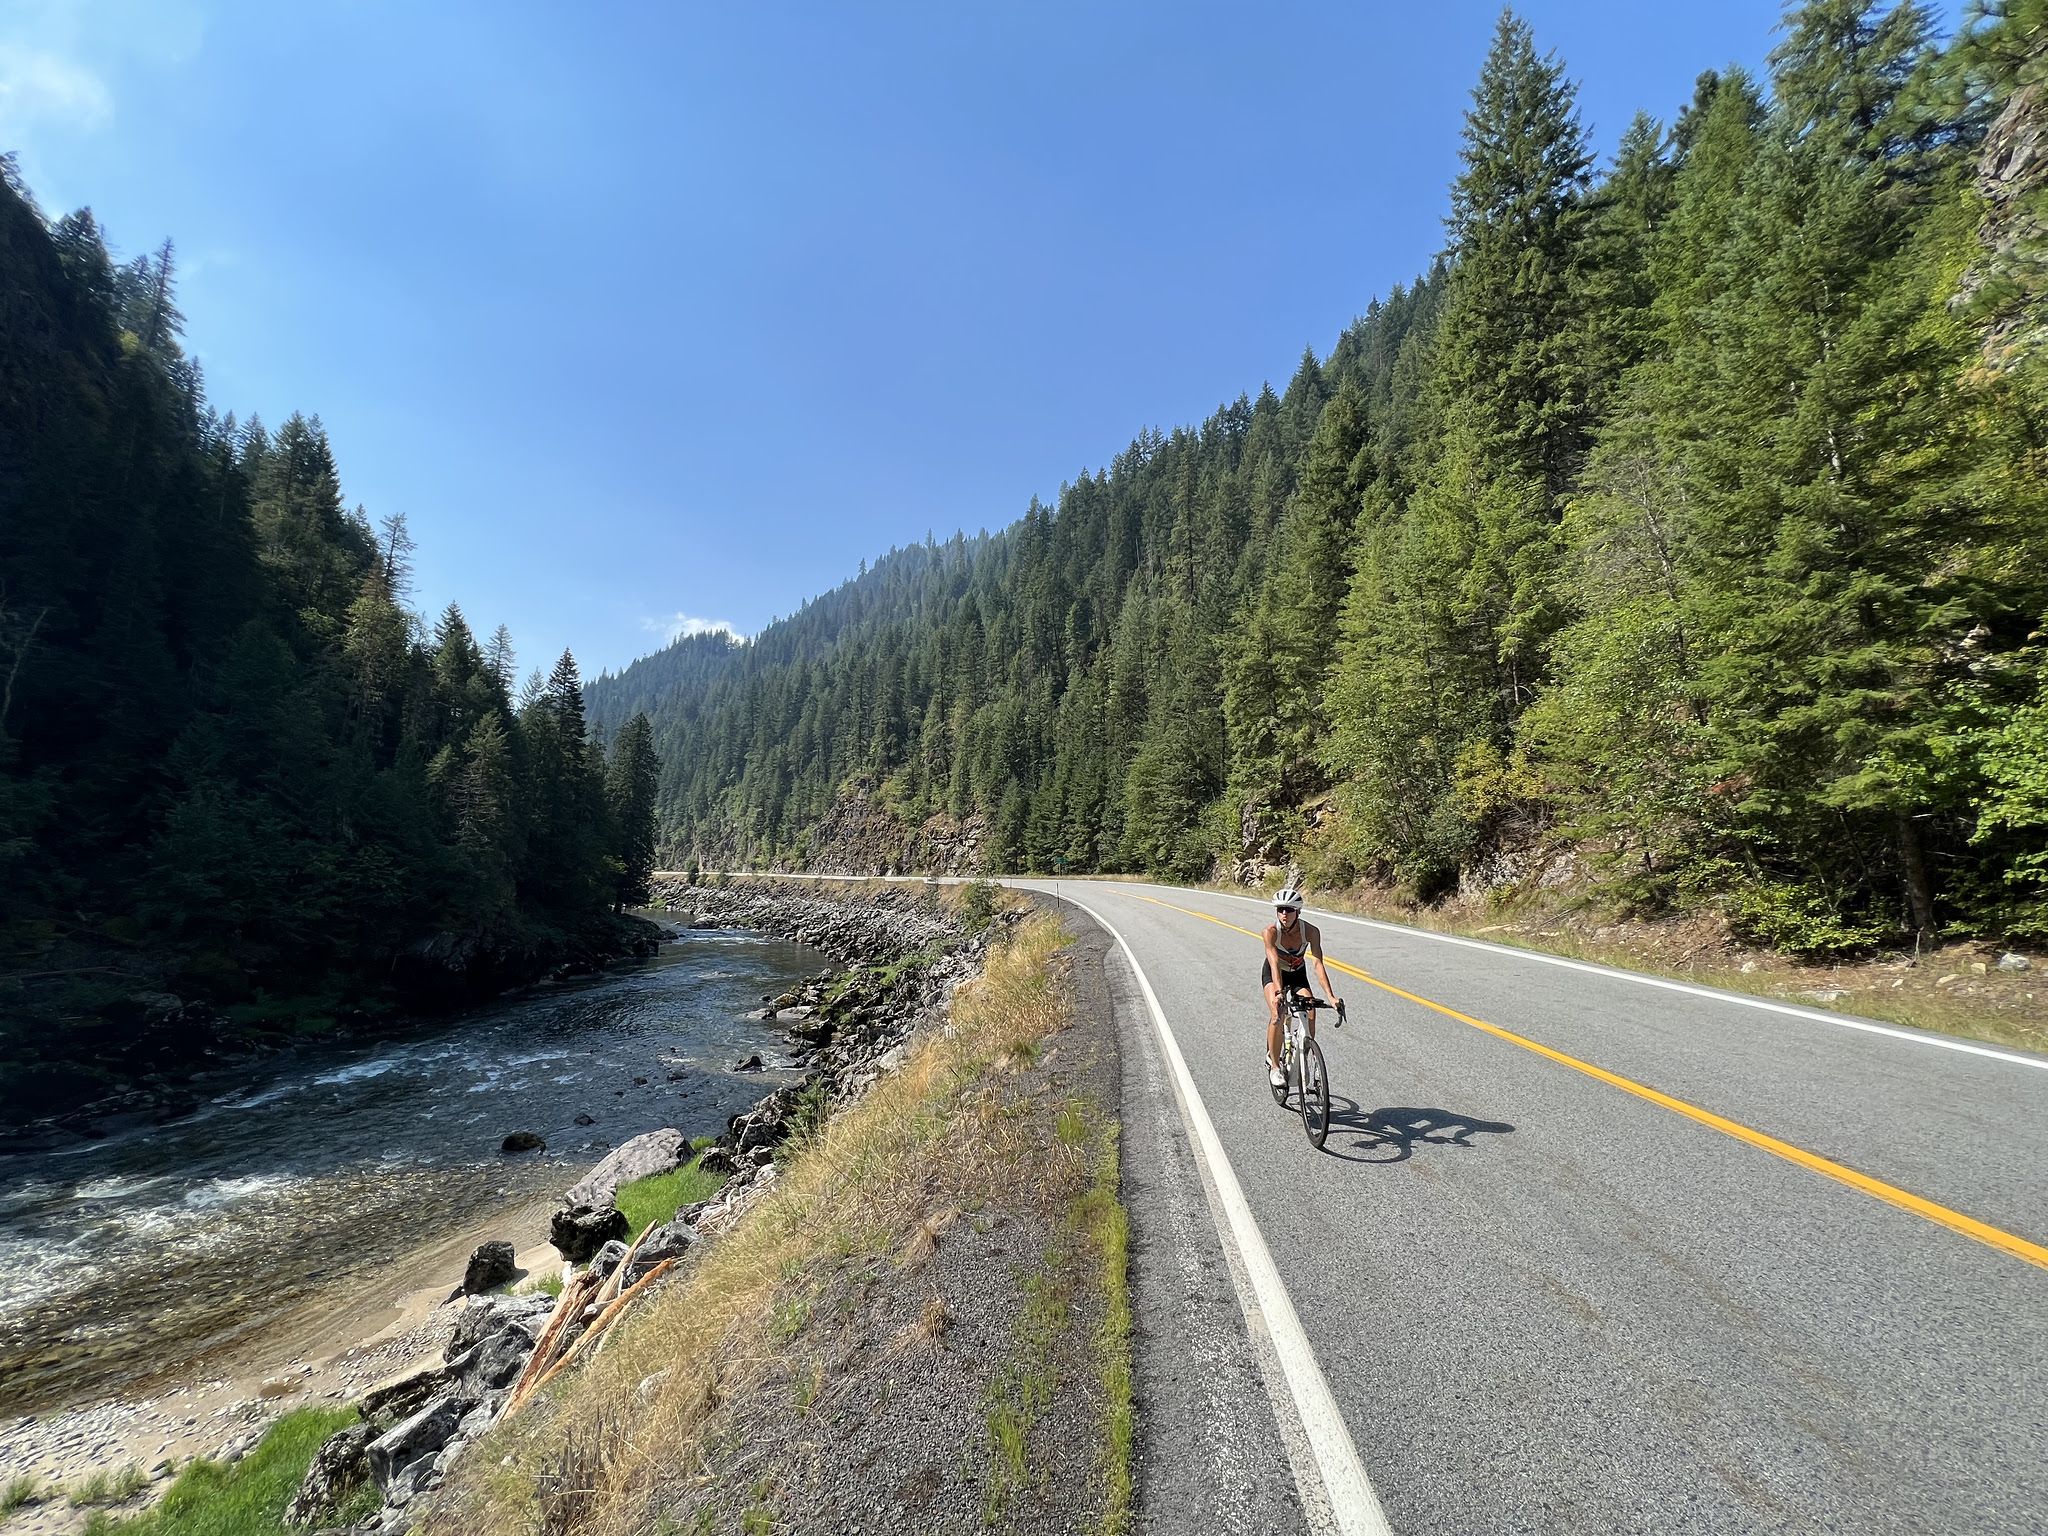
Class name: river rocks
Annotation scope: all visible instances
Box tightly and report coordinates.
[562,1127,686,1209]
[636,1219,695,1267]
[733,1053,765,1072]
[450,1325,536,1393]
[574,1112,597,1126]
[647,879,962,968]
[368,1396,471,1495]
[582,1238,627,1286]
[446,1294,552,1359]
[460,1241,518,1295]
[312,880,988,1536]
[549,1201,629,1261]
[359,1361,452,1431]
[284,1421,374,1527]
[499,1131,545,1154]
[728,1085,811,1153]
[1998,952,2032,972]
[787,1015,835,1047]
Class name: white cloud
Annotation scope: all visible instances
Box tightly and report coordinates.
[0,49,113,134]
[0,0,209,164]
[642,613,745,645]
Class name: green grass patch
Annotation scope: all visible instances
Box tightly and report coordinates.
[2,1476,45,1516]
[614,1152,727,1237]
[1076,1125,1133,1536]
[87,1407,358,1536]
[514,1271,565,1298]
[982,1258,1073,1522]
[69,1466,148,1508]
[1054,1099,1088,1147]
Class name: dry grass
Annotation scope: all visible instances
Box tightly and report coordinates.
[426,908,1078,1536]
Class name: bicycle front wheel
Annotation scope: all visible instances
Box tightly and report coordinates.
[1299,1036,1330,1150]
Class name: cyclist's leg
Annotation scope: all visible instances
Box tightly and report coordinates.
[1261,961,1283,1066]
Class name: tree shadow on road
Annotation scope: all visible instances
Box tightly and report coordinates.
[1319,1098,1515,1163]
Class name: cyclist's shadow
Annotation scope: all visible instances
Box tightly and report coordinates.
[1322,1098,1515,1163]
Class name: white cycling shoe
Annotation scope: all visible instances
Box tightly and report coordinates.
[1267,1059,1286,1088]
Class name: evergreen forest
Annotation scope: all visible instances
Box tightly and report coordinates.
[0,161,662,1112]
[589,0,2048,956]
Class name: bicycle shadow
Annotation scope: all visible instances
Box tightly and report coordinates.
[1319,1098,1516,1163]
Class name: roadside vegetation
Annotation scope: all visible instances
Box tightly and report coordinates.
[1241,876,2048,1056]
[427,905,1133,1536]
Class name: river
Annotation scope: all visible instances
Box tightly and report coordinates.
[0,921,821,1418]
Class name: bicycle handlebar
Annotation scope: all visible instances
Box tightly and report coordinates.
[1286,994,1346,1026]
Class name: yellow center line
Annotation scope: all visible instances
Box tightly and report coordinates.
[1122,890,2048,1274]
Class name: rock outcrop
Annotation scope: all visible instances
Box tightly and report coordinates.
[1960,78,2048,367]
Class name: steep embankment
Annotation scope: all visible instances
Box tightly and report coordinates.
[425,880,1133,1535]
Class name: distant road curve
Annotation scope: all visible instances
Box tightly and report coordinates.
[673,872,2048,1533]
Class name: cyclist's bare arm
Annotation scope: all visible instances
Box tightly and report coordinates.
[1305,923,1342,1010]
[1262,924,1286,983]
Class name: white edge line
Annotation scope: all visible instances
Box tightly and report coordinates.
[1104,882,2048,1073]
[1060,892,1395,1536]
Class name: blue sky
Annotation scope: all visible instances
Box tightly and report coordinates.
[4,0,1899,679]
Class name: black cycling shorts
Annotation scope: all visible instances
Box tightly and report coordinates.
[1261,959,1310,991]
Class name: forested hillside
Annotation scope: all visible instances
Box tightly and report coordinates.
[591,0,2048,954]
[0,161,661,1112]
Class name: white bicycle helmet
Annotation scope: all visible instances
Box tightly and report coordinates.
[1274,886,1303,911]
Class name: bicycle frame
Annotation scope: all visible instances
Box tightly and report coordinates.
[1272,990,1341,1148]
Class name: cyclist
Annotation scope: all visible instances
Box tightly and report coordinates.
[1263,887,1342,1088]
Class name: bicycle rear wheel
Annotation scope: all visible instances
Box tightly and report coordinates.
[1299,1036,1330,1149]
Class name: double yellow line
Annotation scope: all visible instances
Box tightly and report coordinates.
[1129,892,2048,1274]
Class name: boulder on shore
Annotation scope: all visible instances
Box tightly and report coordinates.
[563,1127,686,1209]
[368,1397,471,1492]
[283,1422,375,1528]
[550,1201,629,1261]
[446,1293,552,1360]
[460,1240,518,1295]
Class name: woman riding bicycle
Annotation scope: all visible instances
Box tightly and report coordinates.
[1263,886,1343,1088]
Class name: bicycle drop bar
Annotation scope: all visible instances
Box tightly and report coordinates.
[1288,996,1347,1025]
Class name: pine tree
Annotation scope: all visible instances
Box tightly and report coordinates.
[605,712,661,908]
[1436,8,1597,506]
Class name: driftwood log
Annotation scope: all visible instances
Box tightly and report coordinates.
[499,1223,673,1420]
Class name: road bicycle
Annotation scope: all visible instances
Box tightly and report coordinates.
[1269,989,1344,1149]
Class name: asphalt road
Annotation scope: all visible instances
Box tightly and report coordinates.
[1013,878,2048,1536]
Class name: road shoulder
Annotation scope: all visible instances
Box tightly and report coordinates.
[1043,895,1309,1535]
